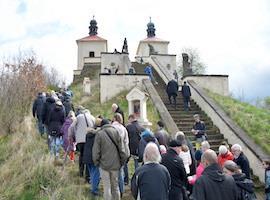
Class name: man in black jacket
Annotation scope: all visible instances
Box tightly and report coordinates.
[231,144,251,179]
[161,140,188,200]
[166,79,179,109]
[192,149,238,200]
[131,142,171,200]
[181,81,191,111]
[32,92,46,135]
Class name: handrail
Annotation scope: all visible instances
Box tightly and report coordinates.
[187,80,270,160]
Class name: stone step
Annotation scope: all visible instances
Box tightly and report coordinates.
[187,134,224,141]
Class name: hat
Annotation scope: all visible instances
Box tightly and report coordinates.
[195,150,202,161]
[169,139,182,147]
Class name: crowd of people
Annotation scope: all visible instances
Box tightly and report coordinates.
[32,89,270,200]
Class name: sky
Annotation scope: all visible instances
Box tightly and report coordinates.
[0,0,270,103]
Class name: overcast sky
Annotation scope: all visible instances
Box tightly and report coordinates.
[0,0,270,102]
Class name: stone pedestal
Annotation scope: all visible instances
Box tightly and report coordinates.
[126,87,152,128]
[83,77,91,96]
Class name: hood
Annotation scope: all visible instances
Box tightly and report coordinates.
[142,130,156,143]
[203,163,225,182]
[141,129,153,138]
[64,118,73,126]
[46,97,56,103]
[54,104,63,111]
[233,173,254,193]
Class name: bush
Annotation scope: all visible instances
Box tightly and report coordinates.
[0,51,46,134]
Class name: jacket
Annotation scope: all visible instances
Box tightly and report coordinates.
[131,162,171,200]
[154,128,170,147]
[189,162,204,185]
[112,121,130,157]
[232,173,256,200]
[218,151,234,167]
[166,79,179,95]
[32,94,45,119]
[193,121,206,138]
[71,110,95,144]
[192,163,238,200]
[126,120,143,156]
[181,84,191,97]
[63,98,74,117]
[47,104,65,137]
[82,129,98,165]
[92,124,127,171]
[234,152,250,179]
[265,167,270,194]
[115,106,125,125]
[42,97,56,125]
[138,130,159,162]
[60,117,73,151]
[161,148,187,189]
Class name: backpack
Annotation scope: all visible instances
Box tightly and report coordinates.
[238,178,257,200]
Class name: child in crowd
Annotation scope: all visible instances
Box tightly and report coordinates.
[263,159,270,200]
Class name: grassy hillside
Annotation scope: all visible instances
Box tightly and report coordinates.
[207,91,270,155]
[0,81,160,200]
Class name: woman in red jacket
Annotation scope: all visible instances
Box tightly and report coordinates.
[218,145,234,167]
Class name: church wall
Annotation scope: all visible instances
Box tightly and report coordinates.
[137,42,168,57]
[77,41,107,70]
[100,74,148,103]
[182,75,229,96]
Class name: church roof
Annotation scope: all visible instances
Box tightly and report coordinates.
[76,35,107,42]
[140,37,169,43]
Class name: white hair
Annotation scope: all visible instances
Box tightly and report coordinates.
[201,141,211,152]
[219,145,228,155]
[143,142,161,164]
[231,144,242,152]
[174,131,185,139]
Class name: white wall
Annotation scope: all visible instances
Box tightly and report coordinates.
[151,54,176,77]
[183,75,229,96]
[100,75,149,103]
[77,41,107,70]
[137,41,169,57]
[101,53,131,74]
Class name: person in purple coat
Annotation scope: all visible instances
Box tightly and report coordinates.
[61,111,76,162]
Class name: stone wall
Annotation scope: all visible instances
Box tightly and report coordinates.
[183,75,229,96]
[101,53,131,74]
[100,74,148,103]
[188,80,269,183]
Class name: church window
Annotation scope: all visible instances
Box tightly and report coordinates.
[89,51,95,57]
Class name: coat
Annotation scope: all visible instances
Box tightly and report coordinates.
[188,162,204,185]
[60,117,73,151]
[92,124,128,171]
[131,162,171,200]
[71,110,95,144]
[126,120,143,156]
[42,97,56,125]
[47,105,65,137]
[234,152,251,179]
[32,94,45,120]
[161,148,187,189]
[192,163,238,200]
[232,173,256,200]
[155,128,170,147]
[138,130,159,162]
[218,151,234,167]
[63,98,74,117]
[82,129,98,164]
[166,79,179,95]
[115,106,125,125]
[181,84,191,97]
[112,121,130,157]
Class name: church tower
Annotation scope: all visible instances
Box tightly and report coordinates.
[75,16,108,75]
[136,18,169,57]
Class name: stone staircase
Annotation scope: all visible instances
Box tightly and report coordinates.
[132,62,226,151]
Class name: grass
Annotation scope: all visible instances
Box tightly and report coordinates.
[207,91,270,155]
[0,79,160,200]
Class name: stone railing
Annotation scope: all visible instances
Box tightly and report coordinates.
[142,79,179,135]
[187,80,270,183]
